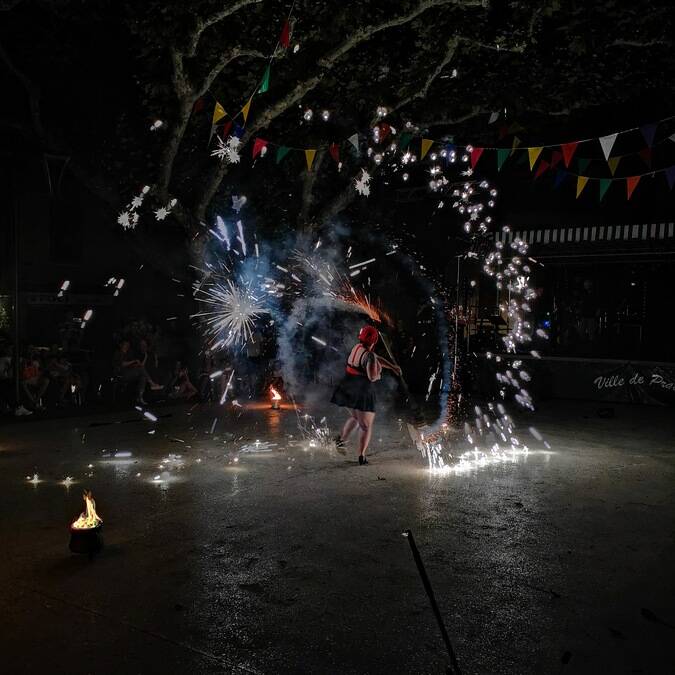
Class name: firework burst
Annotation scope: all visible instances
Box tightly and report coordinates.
[195,279,268,347]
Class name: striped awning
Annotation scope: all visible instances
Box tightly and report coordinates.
[495,222,675,246]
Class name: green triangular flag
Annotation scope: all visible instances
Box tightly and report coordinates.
[598,178,611,202]
[399,132,412,150]
[496,148,509,171]
[258,65,271,94]
[276,146,291,164]
[578,157,590,173]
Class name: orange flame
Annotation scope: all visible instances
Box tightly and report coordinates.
[71,490,103,530]
[269,386,282,401]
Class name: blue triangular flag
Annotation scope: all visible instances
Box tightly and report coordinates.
[666,166,675,190]
[233,123,245,138]
[640,123,658,147]
[553,170,567,189]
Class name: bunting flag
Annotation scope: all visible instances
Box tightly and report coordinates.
[378,122,391,141]
[626,175,640,200]
[488,111,500,124]
[276,146,291,164]
[607,156,621,176]
[304,149,317,171]
[576,175,589,198]
[258,65,271,94]
[279,20,290,48]
[498,124,509,140]
[534,159,550,179]
[561,141,578,168]
[640,123,657,147]
[496,148,509,171]
[639,146,652,168]
[399,132,412,150]
[241,97,253,123]
[578,157,591,174]
[550,149,563,169]
[470,147,484,169]
[212,102,226,125]
[348,133,359,152]
[221,120,233,139]
[510,136,521,156]
[598,178,611,202]
[329,142,340,164]
[252,138,268,159]
[667,166,675,190]
[670,133,675,143]
[554,170,567,189]
[599,132,618,160]
[193,97,205,113]
[420,138,433,160]
[528,146,543,170]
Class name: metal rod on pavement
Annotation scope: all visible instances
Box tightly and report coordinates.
[403,529,462,675]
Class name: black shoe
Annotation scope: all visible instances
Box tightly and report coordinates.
[358,455,368,465]
[334,436,346,455]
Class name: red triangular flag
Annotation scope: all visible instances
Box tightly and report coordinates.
[534,159,550,179]
[279,20,290,48]
[252,137,268,159]
[626,175,641,200]
[561,142,578,168]
[221,120,233,139]
[378,122,391,142]
[329,142,340,164]
[193,97,205,113]
[470,147,484,169]
[639,147,652,168]
[550,149,563,169]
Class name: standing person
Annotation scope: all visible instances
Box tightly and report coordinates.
[112,340,161,405]
[331,325,401,465]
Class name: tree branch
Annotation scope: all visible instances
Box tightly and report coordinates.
[195,0,488,220]
[187,0,263,58]
[200,47,267,95]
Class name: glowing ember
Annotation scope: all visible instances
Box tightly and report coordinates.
[71,490,103,530]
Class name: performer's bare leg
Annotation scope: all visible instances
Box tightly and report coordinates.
[341,410,359,441]
[355,410,375,459]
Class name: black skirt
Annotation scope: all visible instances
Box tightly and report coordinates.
[331,374,376,412]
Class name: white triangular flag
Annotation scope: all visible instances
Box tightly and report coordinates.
[488,111,500,124]
[599,133,618,160]
[348,133,359,151]
[669,133,675,143]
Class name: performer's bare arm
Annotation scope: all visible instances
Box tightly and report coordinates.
[366,353,383,382]
[375,355,402,377]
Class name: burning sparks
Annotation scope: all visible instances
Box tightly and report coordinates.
[71,490,102,530]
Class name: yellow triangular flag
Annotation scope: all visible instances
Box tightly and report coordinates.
[576,175,589,198]
[510,136,521,156]
[528,146,543,171]
[305,149,317,171]
[241,97,253,123]
[420,138,433,160]
[212,102,226,125]
[608,156,621,176]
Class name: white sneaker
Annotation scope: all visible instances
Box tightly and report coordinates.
[15,405,33,417]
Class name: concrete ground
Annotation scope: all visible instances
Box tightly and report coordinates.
[1,393,674,674]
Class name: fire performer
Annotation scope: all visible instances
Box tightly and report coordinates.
[332,325,401,465]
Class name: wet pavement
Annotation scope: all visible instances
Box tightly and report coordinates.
[1,393,674,674]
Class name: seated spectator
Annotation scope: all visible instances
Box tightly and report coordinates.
[112,339,161,405]
[167,360,197,400]
[45,349,74,406]
[21,348,49,411]
[137,338,163,389]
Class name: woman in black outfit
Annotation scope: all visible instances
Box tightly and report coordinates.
[331,326,401,464]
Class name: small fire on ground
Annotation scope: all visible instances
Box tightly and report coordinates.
[270,386,282,409]
[71,490,103,530]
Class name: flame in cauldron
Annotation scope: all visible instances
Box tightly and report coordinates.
[71,490,103,530]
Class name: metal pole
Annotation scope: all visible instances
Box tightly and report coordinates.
[12,176,20,406]
[403,529,462,675]
[453,256,460,384]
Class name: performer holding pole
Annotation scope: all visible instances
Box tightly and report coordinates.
[331,325,401,465]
